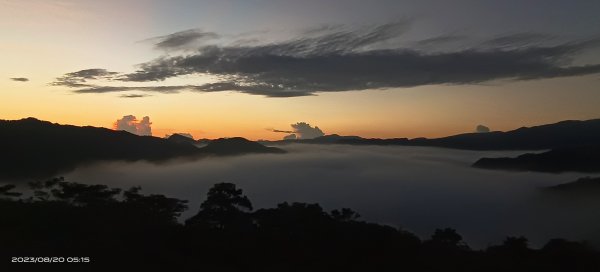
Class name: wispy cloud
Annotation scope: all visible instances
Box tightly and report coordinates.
[51,68,118,88]
[119,94,151,98]
[52,23,600,98]
[143,28,219,51]
[73,85,184,94]
[413,35,468,48]
[10,77,29,82]
[482,33,555,48]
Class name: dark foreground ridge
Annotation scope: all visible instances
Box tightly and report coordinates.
[0,118,284,179]
[543,176,600,194]
[473,145,600,173]
[1,179,598,271]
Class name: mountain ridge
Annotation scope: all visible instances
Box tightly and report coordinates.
[263,118,600,151]
[0,118,284,179]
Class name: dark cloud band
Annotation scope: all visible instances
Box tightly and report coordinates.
[52,24,600,98]
[10,77,29,82]
[52,68,118,88]
[144,29,219,50]
[119,94,151,98]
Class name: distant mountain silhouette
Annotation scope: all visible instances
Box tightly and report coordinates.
[473,145,600,173]
[267,119,600,151]
[258,134,369,145]
[543,176,600,194]
[410,119,600,150]
[0,118,284,179]
[302,134,366,143]
[200,137,286,155]
[166,133,198,145]
[262,119,600,174]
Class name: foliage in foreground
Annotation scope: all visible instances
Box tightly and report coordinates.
[0,178,598,271]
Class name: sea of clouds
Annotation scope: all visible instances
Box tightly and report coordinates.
[64,144,596,248]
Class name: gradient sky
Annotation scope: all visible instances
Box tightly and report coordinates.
[2,0,599,140]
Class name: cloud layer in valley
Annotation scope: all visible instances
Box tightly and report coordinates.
[62,144,597,248]
[52,22,600,97]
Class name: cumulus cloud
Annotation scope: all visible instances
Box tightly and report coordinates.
[146,29,219,51]
[291,122,325,139]
[113,115,152,136]
[10,77,29,82]
[271,122,325,139]
[53,23,600,97]
[476,125,491,133]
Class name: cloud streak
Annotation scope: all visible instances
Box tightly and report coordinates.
[10,77,29,82]
[145,29,220,51]
[53,23,600,97]
[52,68,119,88]
[270,129,294,134]
[119,94,151,98]
[74,85,185,94]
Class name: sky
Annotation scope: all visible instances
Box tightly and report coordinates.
[1,0,600,140]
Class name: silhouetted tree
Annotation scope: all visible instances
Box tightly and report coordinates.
[28,177,121,206]
[53,183,121,206]
[2,179,600,271]
[27,177,64,201]
[330,208,360,222]
[254,202,331,233]
[425,228,470,250]
[186,182,253,230]
[503,236,529,251]
[541,239,600,271]
[123,186,188,224]
[0,184,21,199]
[543,238,591,254]
[487,236,530,255]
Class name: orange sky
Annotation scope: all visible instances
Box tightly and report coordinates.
[3,74,600,141]
[2,1,599,141]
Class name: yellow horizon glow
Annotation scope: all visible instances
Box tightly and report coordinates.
[2,74,600,141]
